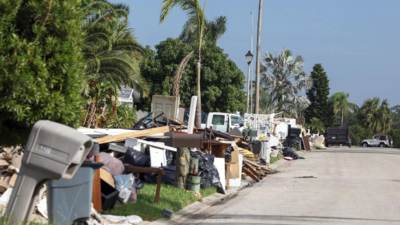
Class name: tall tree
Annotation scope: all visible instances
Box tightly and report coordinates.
[179,15,227,45]
[391,105,400,129]
[329,92,358,127]
[0,0,87,147]
[304,64,334,127]
[173,15,227,98]
[160,0,208,128]
[81,1,148,127]
[307,118,326,134]
[357,97,392,133]
[260,48,312,117]
[139,38,245,114]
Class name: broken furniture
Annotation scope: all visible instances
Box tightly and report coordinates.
[201,142,231,158]
[47,160,103,225]
[123,165,165,204]
[5,120,93,225]
[92,155,103,212]
[165,133,203,191]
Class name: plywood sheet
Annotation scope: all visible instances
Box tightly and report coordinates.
[95,126,169,144]
[9,174,17,187]
[100,168,115,188]
[230,143,240,179]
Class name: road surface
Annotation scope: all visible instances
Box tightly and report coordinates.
[181,147,400,225]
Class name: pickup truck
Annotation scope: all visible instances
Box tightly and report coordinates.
[203,112,244,133]
[183,110,244,133]
[361,135,393,148]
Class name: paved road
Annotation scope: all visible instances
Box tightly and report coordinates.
[181,147,400,225]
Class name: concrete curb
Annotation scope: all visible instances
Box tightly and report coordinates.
[143,150,309,225]
[143,188,238,225]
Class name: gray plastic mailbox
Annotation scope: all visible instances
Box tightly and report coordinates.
[5,120,93,225]
[47,160,103,225]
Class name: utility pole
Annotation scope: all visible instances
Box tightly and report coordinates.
[250,11,254,114]
[255,0,263,114]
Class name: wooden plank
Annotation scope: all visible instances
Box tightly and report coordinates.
[242,167,259,182]
[155,169,163,204]
[303,136,311,151]
[230,144,240,179]
[225,163,230,190]
[243,158,271,171]
[243,162,262,180]
[92,155,102,212]
[95,126,169,144]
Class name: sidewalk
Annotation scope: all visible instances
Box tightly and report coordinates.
[141,150,308,225]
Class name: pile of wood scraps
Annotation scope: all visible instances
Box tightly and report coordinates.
[242,158,274,182]
[0,147,48,223]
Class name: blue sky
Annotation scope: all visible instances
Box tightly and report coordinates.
[110,0,400,107]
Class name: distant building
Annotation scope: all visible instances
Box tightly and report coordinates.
[117,86,148,119]
[117,87,141,108]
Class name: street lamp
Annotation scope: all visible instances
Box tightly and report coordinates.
[245,51,253,114]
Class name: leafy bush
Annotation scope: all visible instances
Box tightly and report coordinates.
[386,129,400,148]
[350,125,373,146]
[0,0,86,147]
[107,103,137,128]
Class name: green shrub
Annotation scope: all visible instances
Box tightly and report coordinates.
[0,0,86,147]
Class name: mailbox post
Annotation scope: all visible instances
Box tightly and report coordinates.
[5,120,93,225]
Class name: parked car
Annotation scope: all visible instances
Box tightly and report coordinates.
[361,135,393,148]
[325,127,351,148]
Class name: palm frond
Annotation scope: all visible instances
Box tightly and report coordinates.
[173,51,194,97]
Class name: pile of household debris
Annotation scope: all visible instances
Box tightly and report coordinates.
[0,147,143,225]
[0,108,327,225]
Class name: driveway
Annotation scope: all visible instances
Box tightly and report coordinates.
[178,147,400,225]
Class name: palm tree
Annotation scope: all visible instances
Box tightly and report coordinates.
[329,92,358,127]
[258,87,310,118]
[261,48,313,103]
[307,118,326,134]
[179,15,227,44]
[82,1,148,127]
[260,48,312,118]
[82,19,147,95]
[357,97,392,133]
[160,0,208,128]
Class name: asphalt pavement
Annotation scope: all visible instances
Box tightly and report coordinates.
[177,147,400,225]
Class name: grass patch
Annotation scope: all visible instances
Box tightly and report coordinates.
[106,184,217,221]
[0,218,48,225]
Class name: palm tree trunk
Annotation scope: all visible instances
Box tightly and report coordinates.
[195,38,202,128]
[341,110,344,127]
[86,97,97,127]
[255,0,263,114]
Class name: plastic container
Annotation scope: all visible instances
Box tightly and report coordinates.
[47,160,103,225]
[101,179,120,211]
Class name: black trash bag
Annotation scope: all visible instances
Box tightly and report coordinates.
[208,165,225,194]
[283,137,301,148]
[123,147,150,167]
[190,151,224,193]
[200,171,211,189]
[142,165,176,185]
[282,147,300,160]
[190,151,214,171]
[224,146,234,162]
